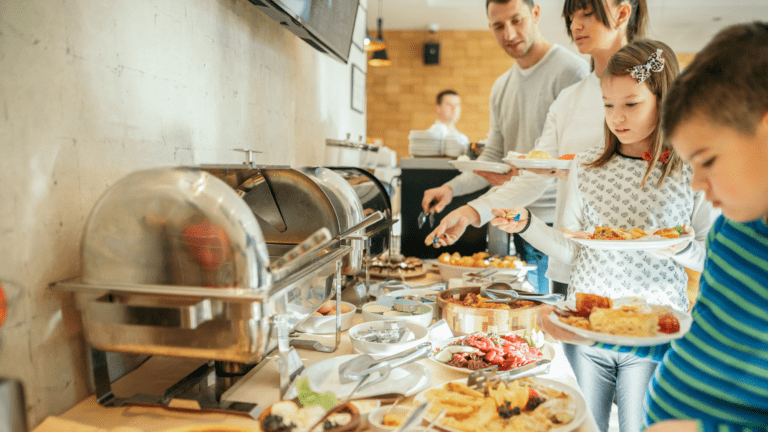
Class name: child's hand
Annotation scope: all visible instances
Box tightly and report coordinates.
[651,224,695,258]
[490,207,529,233]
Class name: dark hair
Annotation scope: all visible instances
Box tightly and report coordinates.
[562,0,648,43]
[662,21,768,138]
[587,39,682,188]
[436,90,459,105]
[486,0,534,13]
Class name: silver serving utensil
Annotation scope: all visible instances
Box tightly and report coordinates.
[338,342,432,385]
[467,358,551,391]
[423,409,447,432]
[417,211,428,229]
[482,283,564,305]
[393,401,430,432]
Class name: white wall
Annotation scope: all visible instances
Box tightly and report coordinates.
[0,0,367,426]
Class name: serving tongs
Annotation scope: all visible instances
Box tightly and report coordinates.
[466,358,551,391]
[481,282,564,305]
[337,342,432,390]
[417,199,438,230]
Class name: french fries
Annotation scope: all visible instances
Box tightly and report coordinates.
[421,380,574,431]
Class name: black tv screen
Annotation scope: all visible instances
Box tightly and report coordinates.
[249,0,360,63]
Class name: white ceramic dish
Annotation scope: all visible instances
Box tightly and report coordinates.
[502,157,574,170]
[549,298,693,346]
[294,301,356,334]
[361,301,434,328]
[283,354,432,401]
[384,288,441,321]
[449,160,511,174]
[367,405,419,432]
[428,330,556,374]
[569,233,695,251]
[414,377,588,432]
[435,261,526,281]
[348,321,430,356]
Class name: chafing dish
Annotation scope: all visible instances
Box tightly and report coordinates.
[54,165,379,414]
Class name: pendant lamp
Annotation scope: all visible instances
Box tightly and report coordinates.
[368,0,391,66]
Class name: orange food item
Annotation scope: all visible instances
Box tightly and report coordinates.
[653,228,680,239]
[0,282,6,328]
[657,313,681,333]
[575,292,613,315]
[558,154,576,160]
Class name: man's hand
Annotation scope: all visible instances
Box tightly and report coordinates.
[473,167,519,186]
[490,207,530,234]
[424,206,481,248]
[536,306,596,346]
[525,168,570,180]
[422,185,454,214]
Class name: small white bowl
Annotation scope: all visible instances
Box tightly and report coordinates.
[294,301,357,334]
[367,405,420,432]
[361,301,433,328]
[348,321,430,356]
[349,399,381,429]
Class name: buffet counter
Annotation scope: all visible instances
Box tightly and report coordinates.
[33,300,600,432]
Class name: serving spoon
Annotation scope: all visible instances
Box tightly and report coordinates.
[481,283,564,305]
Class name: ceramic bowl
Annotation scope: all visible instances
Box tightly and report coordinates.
[367,405,421,432]
[361,301,433,328]
[349,399,381,429]
[294,301,357,334]
[348,321,430,356]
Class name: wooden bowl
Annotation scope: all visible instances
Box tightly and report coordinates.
[258,401,360,432]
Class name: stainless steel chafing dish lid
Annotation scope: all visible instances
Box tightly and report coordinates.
[81,167,271,290]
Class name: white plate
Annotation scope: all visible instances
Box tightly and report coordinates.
[449,160,511,174]
[283,354,432,401]
[414,377,587,432]
[570,233,694,251]
[434,261,528,281]
[502,157,574,170]
[548,298,693,346]
[428,331,556,374]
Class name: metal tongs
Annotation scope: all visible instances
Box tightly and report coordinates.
[418,199,438,229]
[466,358,551,391]
[337,342,432,389]
[481,282,564,305]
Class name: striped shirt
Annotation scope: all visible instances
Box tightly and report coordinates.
[599,215,768,431]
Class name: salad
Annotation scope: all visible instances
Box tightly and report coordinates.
[432,332,543,371]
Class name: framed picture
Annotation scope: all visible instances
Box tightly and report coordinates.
[352,4,366,52]
[351,64,366,114]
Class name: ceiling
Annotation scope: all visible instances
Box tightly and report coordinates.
[365,0,768,54]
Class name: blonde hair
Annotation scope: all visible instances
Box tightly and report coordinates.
[587,39,682,189]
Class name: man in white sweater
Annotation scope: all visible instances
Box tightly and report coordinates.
[423,0,588,293]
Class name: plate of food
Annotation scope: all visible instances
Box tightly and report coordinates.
[414,377,587,432]
[429,330,555,373]
[369,255,428,279]
[549,293,693,346]
[566,226,694,251]
[436,252,526,281]
[502,151,575,170]
[449,160,512,174]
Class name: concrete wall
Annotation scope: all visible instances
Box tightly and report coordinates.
[0,0,367,426]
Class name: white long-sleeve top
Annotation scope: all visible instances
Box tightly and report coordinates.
[469,73,604,229]
[445,44,589,223]
[519,146,718,311]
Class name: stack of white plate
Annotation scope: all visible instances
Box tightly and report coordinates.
[408,130,443,157]
[443,134,469,157]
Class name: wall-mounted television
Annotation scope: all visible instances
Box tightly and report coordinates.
[248,0,360,63]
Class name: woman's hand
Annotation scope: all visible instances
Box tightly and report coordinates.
[525,168,570,180]
[490,207,530,234]
[536,306,596,346]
